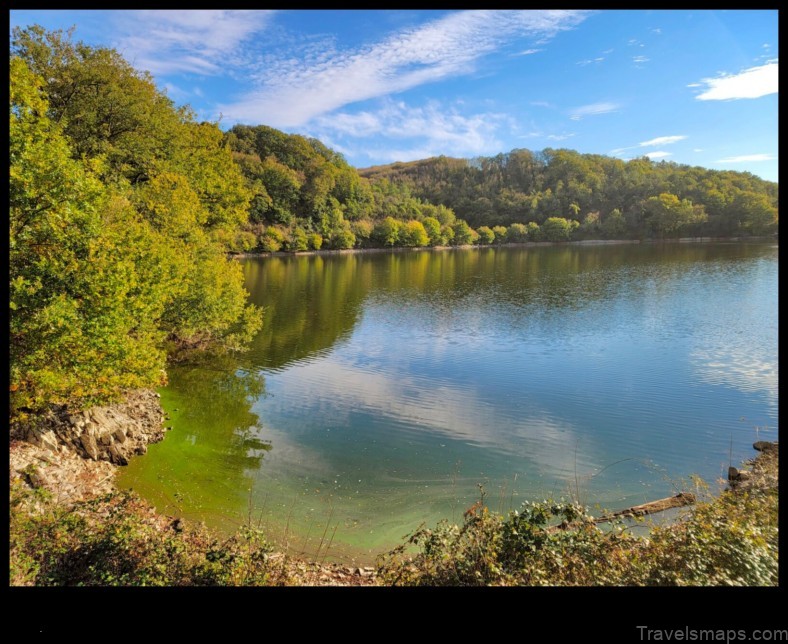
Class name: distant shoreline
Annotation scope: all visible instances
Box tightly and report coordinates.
[230,235,777,259]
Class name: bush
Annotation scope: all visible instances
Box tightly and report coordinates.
[10,487,289,586]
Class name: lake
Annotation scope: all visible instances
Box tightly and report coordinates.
[117,242,779,564]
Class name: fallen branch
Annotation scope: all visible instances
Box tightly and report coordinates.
[593,492,696,523]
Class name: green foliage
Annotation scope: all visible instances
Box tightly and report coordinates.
[373,217,402,246]
[359,147,777,239]
[506,223,528,242]
[641,193,707,238]
[421,216,442,246]
[286,226,309,252]
[307,232,323,250]
[451,220,474,245]
[10,488,289,586]
[259,227,285,252]
[541,217,579,242]
[377,480,778,587]
[350,219,374,247]
[401,220,429,247]
[476,226,495,245]
[492,226,508,244]
[327,223,356,250]
[10,29,262,414]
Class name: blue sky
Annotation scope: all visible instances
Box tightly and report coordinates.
[10,9,778,181]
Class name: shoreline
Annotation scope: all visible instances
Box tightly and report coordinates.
[230,235,776,259]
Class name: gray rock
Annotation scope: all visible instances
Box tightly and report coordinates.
[80,433,100,460]
[728,466,739,481]
[753,441,778,452]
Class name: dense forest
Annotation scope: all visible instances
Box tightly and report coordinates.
[358,150,778,240]
[9,26,778,415]
[10,26,262,416]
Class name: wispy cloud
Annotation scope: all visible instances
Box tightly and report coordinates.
[217,10,591,127]
[577,57,605,66]
[632,55,650,64]
[693,61,778,100]
[717,154,775,163]
[308,99,514,163]
[113,10,275,75]
[515,48,542,56]
[639,135,686,147]
[611,134,686,156]
[643,150,672,159]
[568,101,620,120]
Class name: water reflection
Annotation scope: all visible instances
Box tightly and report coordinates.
[119,242,778,560]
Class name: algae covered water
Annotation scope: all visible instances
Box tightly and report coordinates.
[118,242,778,563]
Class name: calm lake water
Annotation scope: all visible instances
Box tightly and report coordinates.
[118,242,778,563]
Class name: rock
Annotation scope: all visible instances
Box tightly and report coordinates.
[113,427,127,443]
[736,470,752,481]
[134,444,148,455]
[80,433,100,460]
[99,432,113,446]
[172,518,184,532]
[30,428,59,454]
[108,443,128,466]
[27,468,49,489]
[753,441,778,452]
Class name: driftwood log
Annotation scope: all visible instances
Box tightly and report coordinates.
[593,492,696,523]
[548,492,696,533]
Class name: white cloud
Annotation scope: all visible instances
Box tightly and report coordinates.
[308,99,512,163]
[632,55,650,64]
[546,133,576,141]
[717,154,775,163]
[113,10,275,76]
[686,83,702,88]
[694,61,778,100]
[693,148,703,152]
[643,151,672,159]
[577,56,605,66]
[639,135,686,147]
[515,48,542,56]
[569,102,620,120]
[217,10,590,127]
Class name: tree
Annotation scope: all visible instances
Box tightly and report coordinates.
[541,217,578,242]
[452,220,474,245]
[10,57,166,412]
[507,223,528,242]
[422,216,442,246]
[373,217,402,247]
[492,226,508,244]
[402,220,429,247]
[10,31,264,414]
[641,193,706,238]
[476,226,495,245]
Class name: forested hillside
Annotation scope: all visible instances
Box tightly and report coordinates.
[223,129,777,253]
[10,26,262,416]
[359,149,778,239]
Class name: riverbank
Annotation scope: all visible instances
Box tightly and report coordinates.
[9,386,778,586]
[9,389,377,585]
[229,235,776,259]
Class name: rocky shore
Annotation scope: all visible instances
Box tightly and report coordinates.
[9,389,378,586]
